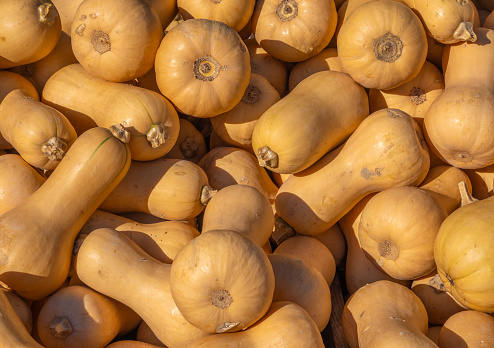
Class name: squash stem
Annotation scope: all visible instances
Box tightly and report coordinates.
[49,317,73,340]
[270,216,296,246]
[180,136,199,159]
[109,124,130,144]
[200,185,217,205]
[147,123,168,148]
[453,22,477,42]
[38,3,58,28]
[41,137,67,160]
[458,181,477,206]
[257,145,279,169]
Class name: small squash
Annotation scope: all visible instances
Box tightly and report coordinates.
[184,301,324,348]
[252,0,338,62]
[337,0,427,90]
[99,158,213,221]
[438,310,494,347]
[275,108,430,236]
[37,285,141,348]
[76,227,211,347]
[252,70,369,174]
[0,127,130,300]
[0,0,61,69]
[170,229,275,333]
[155,19,251,118]
[201,185,274,247]
[0,154,46,215]
[0,89,77,171]
[342,280,438,347]
[71,0,163,82]
[42,63,180,160]
[178,0,256,32]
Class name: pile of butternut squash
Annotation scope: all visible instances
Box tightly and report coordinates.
[1,0,494,347]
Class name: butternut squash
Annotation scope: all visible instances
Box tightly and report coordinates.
[71,0,163,82]
[146,0,179,29]
[184,301,324,348]
[275,108,430,236]
[1,287,33,333]
[76,227,211,347]
[0,289,44,348]
[403,0,477,44]
[433,183,494,313]
[252,70,369,174]
[464,164,494,199]
[37,285,141,348]
[178,0,256,32]
[484,9,494,29]
[0,71,39,103]
[426,36,446,71]
[202,185,274,247]
[313,222,347,267]
[51,0,84,35]
[106,342,162,348]
[337,0,427,90]
[136,321,163,347]
[342,280,438,347]
[0,127,131,300]
[252,0,338,62]
[42,63,180,160]
[0,0,61,69]
[244,38,289,98]
[164,118,207,164]
[99,158,213,221]
[369,61,445,128]
[438,310,494,347]
[288,48,344,92]
[426,326,442,346]
[0,89,77,171]
[170,229,275,333]
[7,32,78,96]
[155,18,251,118]
[0,154,46,215]
[210,73,281,151]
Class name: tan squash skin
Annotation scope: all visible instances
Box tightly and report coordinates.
[136,321,163,346]
[0,89,77,171]
[146,0,179,29]
[274,235,336,286]
[268,253,331,332]
[252,70,369,174]
[178,0,256,32]
[424,85,494,169]
[164,118,208,164]
[439,310,494,347]
[244,38,289,98]
[185,301,325,348]
[1,287,33,333]
[0,71,39,103]
[124,66,161,95]
[342,280,438,348]
[202,185,274,247]
[50,0,83,34]
[155,19,251,118]
[464,164,494,199]
[210,73,281,151]
[0,0,61,69]
[106,342,163,348]
[71,0,163,82]
[0,127,130,300]
[276,108,430,236]
[339,194,414,295]
[8,32,78,96]
[288,48,344,92]
[252,0,338,62]
[0,154,46,215]
[337,0,427,90]
[327,0,348,48]
[485,10,494,29]
[198,146,279,207]
[434,187,494,313]
[37,285,141,348]
[76,227,211,347]
[170,230,275,333]
[369,61,445,128]
[426,36,446,70]
[312,222,347,267]
[100,158,212,221]
[0,290,44,348]
[411,271,466,326]
[403,0,477,44]
[426,326,442,346]
[442,27,494,90]
[42,64,180,160]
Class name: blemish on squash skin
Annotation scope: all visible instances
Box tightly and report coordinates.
[361,167,383,179]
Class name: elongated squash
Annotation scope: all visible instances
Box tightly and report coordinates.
[252,70,369,174]
[0,89,77,171]
[276,108,430,236]
[0,127,130,300]
[42,64,180,160]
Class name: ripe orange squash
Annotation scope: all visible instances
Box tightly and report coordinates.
[155,19,251,118]
[275,108,430,236]
[252,0,338,62]
[0,127,130,300]
[71,0,163,82]
[42,63,180,160]
[337,0,427,90]
[438,310,494,347]
[0,0,61,69]
[0,89,77,171]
